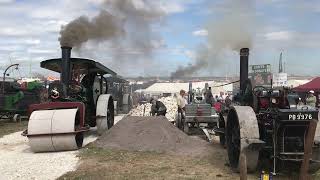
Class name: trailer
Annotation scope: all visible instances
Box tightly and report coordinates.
[176,84,222,141]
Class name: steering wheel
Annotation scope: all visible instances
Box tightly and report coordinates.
[253,86,267,97]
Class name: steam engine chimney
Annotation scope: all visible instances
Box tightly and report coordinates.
[188,82,193,103]
[61,46,72,96]
[239,48,249,94]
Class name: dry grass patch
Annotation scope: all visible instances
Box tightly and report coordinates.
[0,120,27,138]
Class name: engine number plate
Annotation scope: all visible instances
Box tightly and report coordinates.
[288,113,313,120]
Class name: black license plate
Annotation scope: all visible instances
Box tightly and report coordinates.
[288,113,313,120]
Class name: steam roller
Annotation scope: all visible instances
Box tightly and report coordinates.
[22,47,116,152]
[216,48,320,174]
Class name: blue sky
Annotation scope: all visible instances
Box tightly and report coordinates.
[0,0,320,78]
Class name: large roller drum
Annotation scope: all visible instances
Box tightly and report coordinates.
[226,106,264,172]
[27,108,83,152]
[96,94,114,135]
[122,93,132,114]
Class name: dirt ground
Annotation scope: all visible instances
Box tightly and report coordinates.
[59,144,320,180]
[59,116,320,180]
[1,117,320,180]
[0,119,27,138]
[60,116,247,179]
[60,144,244,180]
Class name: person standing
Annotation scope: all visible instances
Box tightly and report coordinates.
[177,90,186,111]
[306,90,317,107]
[213,99,222,112]
[176,90,187,129]
[205,87,213,105]
[225,95,232,108]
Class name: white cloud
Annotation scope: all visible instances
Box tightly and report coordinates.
[192,29,208,36]
[25,39,41,45]
[0,28,29,36]
[0,0,14,4]
[264,31,292,41]
[0,45,24,52]
[184,50,196,59]
[159,1,185,14]
[27,48,57,54]
[158,0,203,14]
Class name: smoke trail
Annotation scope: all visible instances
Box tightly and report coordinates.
[59,10,124,47]
[170,46,209,78]
[170,0,256,79]
[59,0,164,55]
[207,0,255,51]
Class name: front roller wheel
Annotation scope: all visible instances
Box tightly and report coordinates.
[226,108,259,173]
[96,95,114,135]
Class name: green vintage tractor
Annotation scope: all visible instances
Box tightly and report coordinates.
[0,69,44,121]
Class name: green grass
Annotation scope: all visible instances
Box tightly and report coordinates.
[0,119,28,138]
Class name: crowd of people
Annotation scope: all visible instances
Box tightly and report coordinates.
[203,87,231,112]
[137,87,318,118]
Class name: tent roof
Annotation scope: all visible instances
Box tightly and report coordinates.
[293,77,320,92]
[143,81,231,94]
[287,79,311,88]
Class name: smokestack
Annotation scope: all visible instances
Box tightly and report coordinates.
[240,48,249,93]
[188,82,193,103]
[61,46,72,96]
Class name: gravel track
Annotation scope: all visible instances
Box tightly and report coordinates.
[0,131,78,180]
[0,115,126,180]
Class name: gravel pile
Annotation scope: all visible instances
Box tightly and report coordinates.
[129,96,178,122]
[95,116,213,157]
